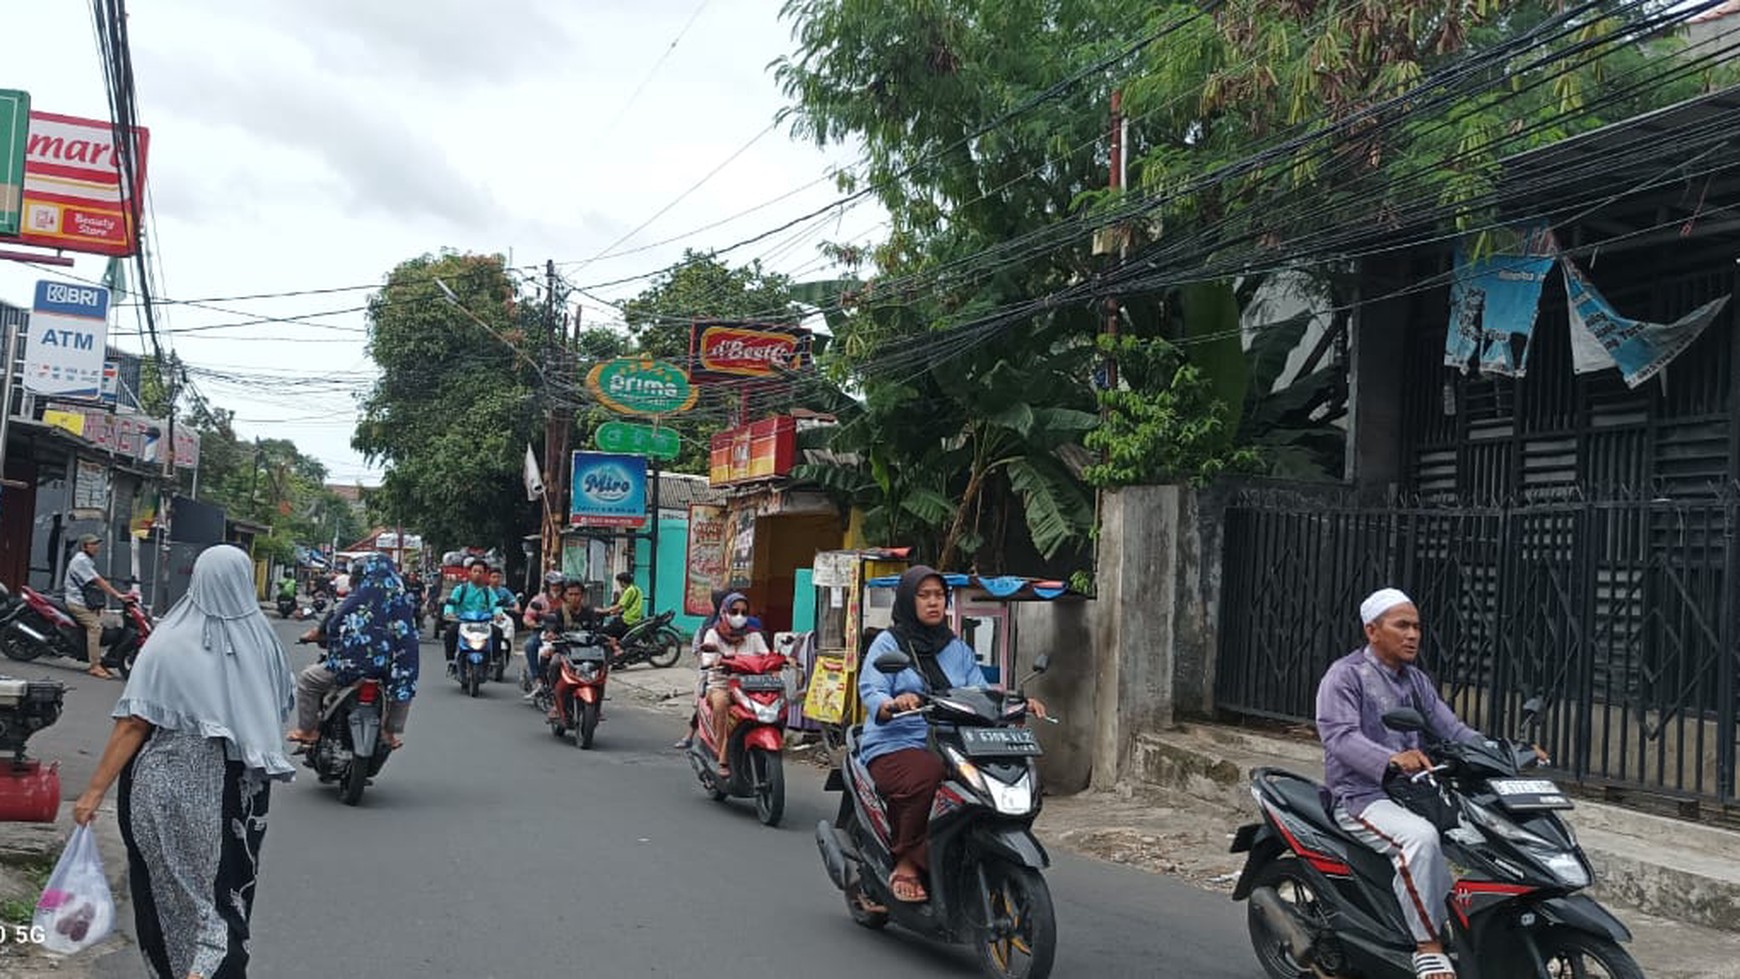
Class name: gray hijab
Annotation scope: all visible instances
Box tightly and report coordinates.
[112,544,297,779]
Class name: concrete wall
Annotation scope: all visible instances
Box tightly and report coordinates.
[1019,598,1095,793]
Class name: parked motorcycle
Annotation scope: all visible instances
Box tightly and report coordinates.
[686,648,789,826]
[815,649,1056,979]
[608,610,683,670]
[0,581,149,676]
[449,610,495,697]
[1231,698,1641,979]
[293,633,392,806]
[535,628,610,749]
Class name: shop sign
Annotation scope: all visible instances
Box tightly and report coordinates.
[709,415,797,487]
[688,322,812,381]
[569,451,648,528]
[684,504,727,615]
[595,420,680,460]
[585,357,696,416]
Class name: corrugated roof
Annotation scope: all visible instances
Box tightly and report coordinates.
[654,472,727,509]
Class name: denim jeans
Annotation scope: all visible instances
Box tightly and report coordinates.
[525,634,544,683]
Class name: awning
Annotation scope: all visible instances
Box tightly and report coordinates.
[865,572,1080,602]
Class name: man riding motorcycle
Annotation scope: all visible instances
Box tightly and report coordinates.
[535,584,605,721]
[1317,588,1548,979]
[442,559,506,676]
[601,571,643,643]
[521,572,568,699]
[287,553,419,749]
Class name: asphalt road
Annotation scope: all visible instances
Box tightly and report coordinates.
[16,616,1258,978]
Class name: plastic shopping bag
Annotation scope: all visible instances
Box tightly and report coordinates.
[32,824,115,953]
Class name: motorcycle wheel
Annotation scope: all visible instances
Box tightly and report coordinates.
[1,632,44,662]
[339,763,367,806]
[974,859,1056,979]
[752,748,785,826]
[1245,857,1333,979]
[1536,928,1644,979]
[465,667,481,698]
[579,700,600,749]
[647,631,682,669]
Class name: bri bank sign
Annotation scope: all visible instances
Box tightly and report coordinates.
[569,451,647,529]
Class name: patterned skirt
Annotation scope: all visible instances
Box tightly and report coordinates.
[118,727,272,979]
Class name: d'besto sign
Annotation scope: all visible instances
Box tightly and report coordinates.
[24,279,109,399]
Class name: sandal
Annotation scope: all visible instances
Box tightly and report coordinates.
[1412,951,1456,979]
[285,731,319,745]
[889,872,928,903]
[86,666,117,680]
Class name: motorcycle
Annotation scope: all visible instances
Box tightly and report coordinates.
[535,628,610,749]
[492,608,516,682]
[815,649,1056,979]
[451,610,494,697]
[1230,698,1641,979]
[293,634,392,806]
[685,647,790,826]
[0,581,149,676]
[276,594,297,619]
[608,610,684,670]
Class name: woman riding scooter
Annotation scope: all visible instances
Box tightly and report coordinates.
[857,566,1046,904]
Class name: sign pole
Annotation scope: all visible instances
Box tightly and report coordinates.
[648,459,660,615]
[0,317,18,513]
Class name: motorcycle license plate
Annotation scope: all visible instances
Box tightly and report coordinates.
[958,726,1042,757]
[1487,777,1574,811]
[736,674,785,691]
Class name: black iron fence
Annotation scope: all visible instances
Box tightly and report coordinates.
[1217,492,1740,807]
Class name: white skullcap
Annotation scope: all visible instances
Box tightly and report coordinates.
[1360,588,1414,625]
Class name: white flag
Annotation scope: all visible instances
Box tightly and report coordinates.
[523,444,545,501]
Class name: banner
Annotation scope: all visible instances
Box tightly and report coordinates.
[688,322,812,381]
[24,280,109,398]
[522,444,544,501]
[18,111,150,256]
[1444,225,1557,378]
[1564,261,1730,389]
[569,451,647,528]
[684,504,727,615]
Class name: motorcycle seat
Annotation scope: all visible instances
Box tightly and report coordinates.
[1255,768,1350,837]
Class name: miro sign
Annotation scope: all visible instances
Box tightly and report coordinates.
[570,451,648,528]
[24,279,110,399]
[585,357,696,416]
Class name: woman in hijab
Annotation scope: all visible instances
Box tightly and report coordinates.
[72,544,295,979]
[286,552,419,749]
[697,591,769,776]
[855,566,1046,904]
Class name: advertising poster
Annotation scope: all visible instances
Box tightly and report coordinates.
[684,504,727,615]
[726,506,756,590]
[688,322,813,381]
[1564,261,1731,389]
[24,280,109,398]
[569,451,648,528]
[1443,224,1557,378]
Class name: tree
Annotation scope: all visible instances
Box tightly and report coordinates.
[353,251,545,557]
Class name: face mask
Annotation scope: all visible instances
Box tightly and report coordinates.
[725,613,748,629]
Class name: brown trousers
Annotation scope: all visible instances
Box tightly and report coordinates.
[868,747,946,872]
[68,604,104,666]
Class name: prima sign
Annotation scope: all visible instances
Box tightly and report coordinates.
[584,357,696,416]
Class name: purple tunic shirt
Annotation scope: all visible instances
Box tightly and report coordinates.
[1315,647,1480,816]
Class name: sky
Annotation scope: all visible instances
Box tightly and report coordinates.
[0,0,881,485]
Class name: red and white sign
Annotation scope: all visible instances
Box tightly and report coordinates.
[689,323,812,380]
[16,112,150,257]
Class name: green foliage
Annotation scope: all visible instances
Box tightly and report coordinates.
[353,252,544,555]
[1084,335,1262,488]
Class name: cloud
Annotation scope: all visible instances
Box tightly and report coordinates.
[261,0,577,86]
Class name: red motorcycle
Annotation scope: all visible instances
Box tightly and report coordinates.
[686,651,788,826]
[536,628,610,749]
[0,581,151,677]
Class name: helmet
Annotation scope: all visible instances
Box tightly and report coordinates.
[543,571,567,587]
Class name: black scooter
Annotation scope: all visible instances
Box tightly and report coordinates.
[294,629,392,806]
[815,650,1057,979]
[607,610,683,670]
[1231,699,1641,979]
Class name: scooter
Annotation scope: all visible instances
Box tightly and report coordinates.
[492,608,516,682]
[452,610,493,697]
[535,628,610,749]
[276,594,298,619]
[0,581,147,673]
[815,649,1057,979]
[686,649,789,826]
[293,632,392,806]
[1230,699,1641,979]
[608,610,684,670]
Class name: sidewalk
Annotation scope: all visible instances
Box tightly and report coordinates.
[0,802,133,978]
[603,667,1740,978]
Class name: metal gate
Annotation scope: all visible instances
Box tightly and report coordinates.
[1216,491,1740,808]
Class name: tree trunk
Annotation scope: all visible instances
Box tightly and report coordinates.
[938,459,988,572]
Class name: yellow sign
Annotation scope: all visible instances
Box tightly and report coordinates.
[42,408,84,436]
[802,654,852,725]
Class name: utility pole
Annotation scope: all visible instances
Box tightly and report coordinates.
[152,357,179,610]
[541,259,573,576]
[0,317,19,518]
[1102,88,1126,392]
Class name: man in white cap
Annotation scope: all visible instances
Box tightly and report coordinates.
[1315,588,1480,979]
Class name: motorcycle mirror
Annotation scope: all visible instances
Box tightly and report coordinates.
[1521,696,1545,720]
[1031,653,1050,675]
[1381,707,1426,733]
[872,650,912,675]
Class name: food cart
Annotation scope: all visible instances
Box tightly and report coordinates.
[799,552,1077,761]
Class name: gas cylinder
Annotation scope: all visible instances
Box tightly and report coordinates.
[0,760,61,822]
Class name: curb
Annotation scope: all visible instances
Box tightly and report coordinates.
[0,803,132,976]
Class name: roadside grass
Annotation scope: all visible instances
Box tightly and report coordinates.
[0,858,54,925]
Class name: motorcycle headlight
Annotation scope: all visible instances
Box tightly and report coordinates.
[944,748,1034,816]
[731,689,784,723]
[1465,802,1589,888]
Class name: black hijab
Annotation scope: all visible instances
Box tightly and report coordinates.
[890,565,956,690]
